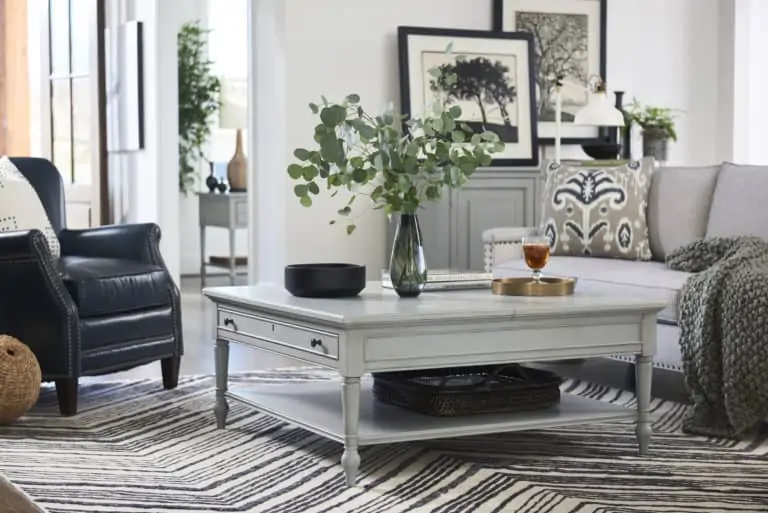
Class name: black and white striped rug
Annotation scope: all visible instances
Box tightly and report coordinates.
[1,369,767,513]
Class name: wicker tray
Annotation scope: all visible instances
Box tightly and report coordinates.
[372,364,562,417]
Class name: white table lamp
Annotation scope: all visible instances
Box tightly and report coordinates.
[219,78,248,191]
[553,76,625,163]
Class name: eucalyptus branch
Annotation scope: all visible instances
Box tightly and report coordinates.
[287,74,504,235]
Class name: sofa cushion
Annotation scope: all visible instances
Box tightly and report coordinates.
[647,165,720,261]
[706,163,768,240]
[495,255,690,323]
[0,156,61,257]
[540,158,653,261]
[59,256,171,317]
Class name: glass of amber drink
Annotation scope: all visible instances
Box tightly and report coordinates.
[522,235,551,284]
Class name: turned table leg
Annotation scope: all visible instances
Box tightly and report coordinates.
[341,376,361,486]
[635,355,653,455]
[214,338,230,429]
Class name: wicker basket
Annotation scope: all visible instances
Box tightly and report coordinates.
[372,364,561,417]
[0,335,42,424]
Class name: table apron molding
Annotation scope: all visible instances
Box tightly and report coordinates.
[361,344,643,372]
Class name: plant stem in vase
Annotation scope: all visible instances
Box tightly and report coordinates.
[389,214,427,297]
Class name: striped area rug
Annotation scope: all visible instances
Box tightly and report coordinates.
[1,369,767,513]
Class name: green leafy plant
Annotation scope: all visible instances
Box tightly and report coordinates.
[286,58,505,235]
[178,21,221,194]
[625,99,680,141]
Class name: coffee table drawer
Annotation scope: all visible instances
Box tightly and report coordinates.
[218,309,339,359]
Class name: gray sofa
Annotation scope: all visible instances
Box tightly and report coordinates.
[483,162,768,373]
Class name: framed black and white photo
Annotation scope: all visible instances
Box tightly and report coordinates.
[493,0,607,145]
[398,27,539,167]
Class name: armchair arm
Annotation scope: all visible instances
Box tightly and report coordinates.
[482,226,539,272]
[58,223,163,265]
[0,230,79,378]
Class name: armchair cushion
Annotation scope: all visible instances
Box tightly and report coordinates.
[0,156,60,257]
[58,256,171,317]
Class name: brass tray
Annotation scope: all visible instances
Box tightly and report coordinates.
[491,277,576,297]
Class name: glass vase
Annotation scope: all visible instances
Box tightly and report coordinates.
[389,214,427,298]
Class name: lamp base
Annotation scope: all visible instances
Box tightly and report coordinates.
[581,142,622,160]
[227,128,248,191]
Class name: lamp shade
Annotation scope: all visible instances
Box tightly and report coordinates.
[219,78,248,129]
[573,91,625,127]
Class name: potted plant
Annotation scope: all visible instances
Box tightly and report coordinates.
[178,21,221,194]
[286,67,503,297]
[625,100,680,162]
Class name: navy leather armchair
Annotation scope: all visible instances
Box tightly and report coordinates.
[0,158,183,415]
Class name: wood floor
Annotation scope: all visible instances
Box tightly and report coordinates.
[91,276,294,382]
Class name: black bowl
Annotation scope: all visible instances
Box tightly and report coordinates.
[581,142,622,161]
[284,263,366,298]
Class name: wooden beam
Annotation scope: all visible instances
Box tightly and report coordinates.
[1,0,30,156]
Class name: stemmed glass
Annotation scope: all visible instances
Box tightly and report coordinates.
[522,235,551,284]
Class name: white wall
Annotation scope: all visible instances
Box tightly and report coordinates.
[104,0,207,284]
[25,0,752,282]
[178,0,249,276]
[280,0,727,276]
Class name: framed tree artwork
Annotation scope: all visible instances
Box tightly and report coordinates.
[398,27,539,167]
[493,0,608,145]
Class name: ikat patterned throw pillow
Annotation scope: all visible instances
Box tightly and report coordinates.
[540,158,653,260]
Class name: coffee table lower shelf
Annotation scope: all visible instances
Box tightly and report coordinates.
[227,379,636,446]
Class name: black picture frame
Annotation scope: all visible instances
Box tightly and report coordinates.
[398,26,539,168]
[492,0,608,146]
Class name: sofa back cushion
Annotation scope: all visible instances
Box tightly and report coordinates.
[647,165,720,261]
[705,163,768,240]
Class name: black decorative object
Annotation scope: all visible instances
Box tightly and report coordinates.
[389,214,427,298]
[205,162,219,193]
[284,263,366,298]
[372,364,562,416]
[216,180,227,193]
[581,142,621,160]
[398,27,539,167]
[493,0,608,146]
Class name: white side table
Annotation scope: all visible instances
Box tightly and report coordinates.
[197,192,248,287]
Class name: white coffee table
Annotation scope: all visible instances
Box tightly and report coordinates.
[204,282,665,486]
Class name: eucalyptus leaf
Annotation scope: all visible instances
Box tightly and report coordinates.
[287,164,304,180]
[294,184,308,197]
[346,224,356,235]
[294,148,312,161]
[286,92,504,233]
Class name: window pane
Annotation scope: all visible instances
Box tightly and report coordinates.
[49,0,71,75]
[70,0,90,74]
[51,79,72,182]
[71,78,91,184]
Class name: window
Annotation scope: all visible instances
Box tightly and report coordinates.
[47,0,94,184]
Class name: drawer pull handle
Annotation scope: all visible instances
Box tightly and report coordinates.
[310,338,328,354]
[223,318,238,331]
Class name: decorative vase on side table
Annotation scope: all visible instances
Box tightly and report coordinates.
[389,214,427,297]
[219,78,249,191]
